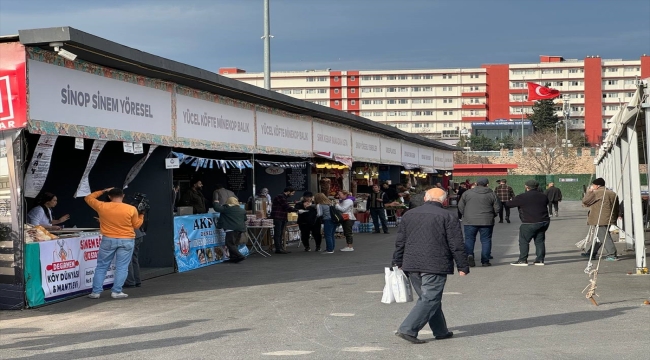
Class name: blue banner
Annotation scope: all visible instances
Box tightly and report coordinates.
[173,213,249,273]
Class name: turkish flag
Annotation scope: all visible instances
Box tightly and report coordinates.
[527,82,560,101]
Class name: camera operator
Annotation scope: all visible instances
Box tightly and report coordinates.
[125,193,149,288]
[85,187,144,299]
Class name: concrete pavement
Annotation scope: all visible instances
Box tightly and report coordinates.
[1,201,649,360]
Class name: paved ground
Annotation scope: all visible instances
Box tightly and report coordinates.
[1,201,649,360]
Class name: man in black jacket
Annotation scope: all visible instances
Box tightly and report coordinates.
[393,188,469,344]
[294,192,322,251]
[505,180,551,266]
[545,182,562,217]
[367,184,389,234]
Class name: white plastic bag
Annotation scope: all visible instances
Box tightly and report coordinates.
[391,267,413,303]
[381,267,395,304]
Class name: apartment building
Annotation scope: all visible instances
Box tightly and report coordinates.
[220,55,650,145]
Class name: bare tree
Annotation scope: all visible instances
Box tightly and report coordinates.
[522,131,582,175]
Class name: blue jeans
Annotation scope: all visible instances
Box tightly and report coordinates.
[464,225,493,264]
[92,237,135,294]
[322,219,336,252]
[370,208,388,233]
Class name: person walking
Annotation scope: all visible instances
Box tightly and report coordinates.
[336,190,356,252]
[367,184,389,234]
[545,182,563,217]
[505,180,551,266]
[213,196,247,263]
[392,188,469,344]
[86,188,144,299]
[294,191,323,252]
[495,179,515,223]
[457,178,500,267]
[581,178,620,261]
[455,183,468,220]
[271,187,296,254]
[314,193,335,254]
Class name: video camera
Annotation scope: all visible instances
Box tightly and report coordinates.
[128,192,150,214]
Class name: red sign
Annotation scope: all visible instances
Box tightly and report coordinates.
[0,42,27,130]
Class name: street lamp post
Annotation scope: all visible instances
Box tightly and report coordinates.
[562,94,570,156]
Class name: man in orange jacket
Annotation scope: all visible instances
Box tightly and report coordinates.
[86,188,144,299]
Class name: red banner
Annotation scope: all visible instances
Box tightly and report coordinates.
[0,42,27,130]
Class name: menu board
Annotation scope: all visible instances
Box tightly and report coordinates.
[226,168,247,191]
[286,168,307,191]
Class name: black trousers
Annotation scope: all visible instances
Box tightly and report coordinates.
[126,237,143,286]
[548,201,559,214]
[225,231,245,261]
[299,222,322,249]
[273,219,287,251]
[518,222,550,262]
[498,206,511,221]
[342,219,354,245]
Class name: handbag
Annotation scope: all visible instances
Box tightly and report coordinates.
[342,213,350,221]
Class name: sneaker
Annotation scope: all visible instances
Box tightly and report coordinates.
[88,292,101,299]
[111,292,128,299]
[482,262,491,267]
[304,247,311,252]
[468,255,476,267]
[340,247,354,252]
[506,218,511,223]
[395,332,425,344]
[605,256,619,261]
[510,261,529,267]
[315,248,321,252]
[554,213,559,217]
[323,251,334,254]
[533,261,545,266]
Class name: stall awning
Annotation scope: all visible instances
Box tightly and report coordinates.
[314,152,352,168]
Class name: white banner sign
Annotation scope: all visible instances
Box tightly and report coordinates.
[313,121,351,156]
[352,131,381,162]
[27,60,172,137]
[75,140,107,198]
[380,138,401,165]
[24,135,58,198]
[39,234,113,300]
[256,112,312,152]
[433,150,445,169]
[401,143,419,165]
[176,94,255,146]
[124,145,159,189]
[443,151,454,170]
[418,147,434,167]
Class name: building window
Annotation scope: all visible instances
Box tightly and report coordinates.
[423,99,434,104]
[361,111,372,116]
[412,87,421,92]
[412,99,422,104]
[469,110,476,115]
[361,76,371,81]
[470,74,479,78]
[334,76,339,82]
[570,81,581,86]
[605,80,618,85]
[606,68,619,72]
[423,74,434,79]
[443,111,454,116]
[361,88,371,93]
[351,100,356,105]
[553,69,563,74]
[388,111,397,116]
[412,75,422,80]
[387,99,397,104]
[280,89,292,94]
[512,70,524,75]
[350,75,356,81]
[373,75,383,80]
[335,100,340,105]
[373,111,383,116]
[608,105,619,110]
[373,99,384,104]
[306,89,317,94]
[607,93,619,98]
[423,87,433,92]
[397,123,409,129]
[624,79,636,85]
[541,69,552,74]
[293,89,302,94]
[626,92,634,97]
[423,111,433,115]
[387,87,397,92]
[442,74,452,79]
[471,98,481,104]
[397,75,408,80]
[312,100,328,106]
[413,111,422,116]
[387,75,396,80]
[525,70,536,74]
[398,87,409,92]
[362,100,372,104]
[444,98,454,104]
[442,86,454,91]
[351,88,356,93]
[373,87,383,92]
[398,111,408,116]
[553,81,563,86]
[397,99,407,104]
[317,89,327,93]
[306,77,315,82]
[569,68,584,73]
[334,88,340,94]
[511,82,525,88]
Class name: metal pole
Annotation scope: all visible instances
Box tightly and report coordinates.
[627,120,646,271]
[563,95,570,156]
[263,0,271,90]
[521,76,525,150]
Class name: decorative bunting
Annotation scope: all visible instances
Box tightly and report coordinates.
[170,152,252,172]
[255,160,311,168]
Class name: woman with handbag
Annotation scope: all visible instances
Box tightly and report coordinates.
[213,197,247,263]
[336,190,356,252]
[315,193,335,254]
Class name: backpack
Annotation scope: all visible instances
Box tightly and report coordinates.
[329,205,344,224]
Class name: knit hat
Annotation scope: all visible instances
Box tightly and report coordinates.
[592,178,606,186]
[525,179,539,188]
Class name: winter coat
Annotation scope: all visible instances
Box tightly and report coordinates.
[457,186,501,226]
[392,202,469,275]
[582,188,620,226]
[212,203,247,232]
[294,201,319,225]
[505,190,550,223]
[545,186,563,202]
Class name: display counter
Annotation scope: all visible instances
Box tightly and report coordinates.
[173,213,249,273]
[24,232,112,307]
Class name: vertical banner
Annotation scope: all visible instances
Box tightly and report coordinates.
[24,135,58,198]
[0,42,27,130]
[74,140,107,198]
[173,213,249,273]
[123,145,158,189]
[38,233,114,301]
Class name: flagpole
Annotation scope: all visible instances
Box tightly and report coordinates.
[521,77,525,151]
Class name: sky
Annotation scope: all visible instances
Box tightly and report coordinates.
[1,0,649,73]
